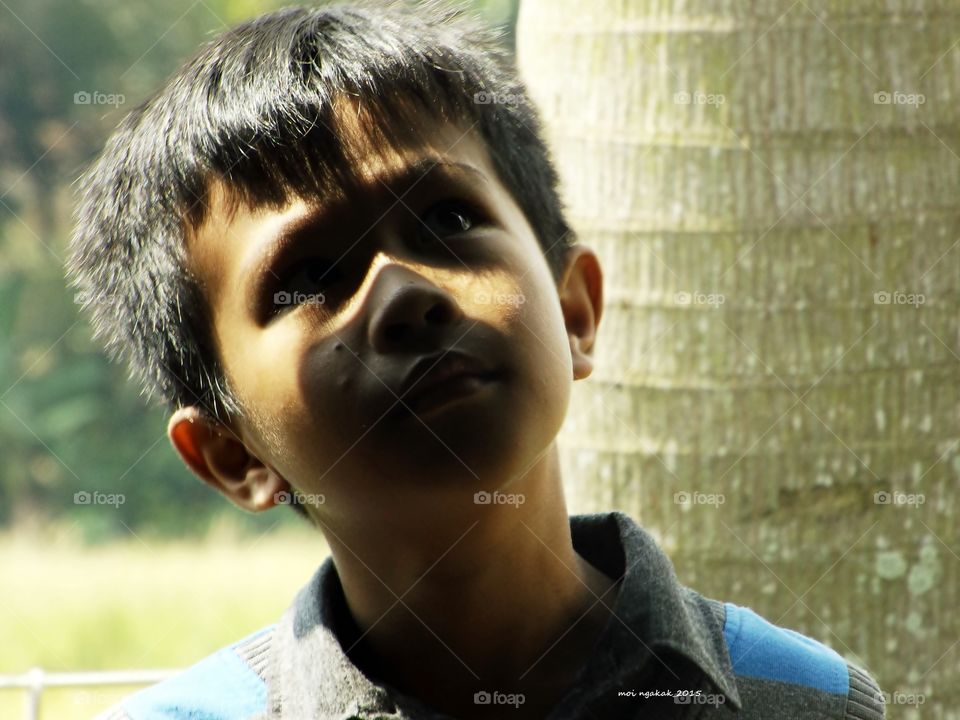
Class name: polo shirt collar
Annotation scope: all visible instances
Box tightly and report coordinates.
[565,512,742,711]
[266,511,741,718]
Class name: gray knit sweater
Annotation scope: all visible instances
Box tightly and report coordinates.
[97,512,885,719]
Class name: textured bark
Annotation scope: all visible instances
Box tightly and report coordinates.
[517,2,960,717]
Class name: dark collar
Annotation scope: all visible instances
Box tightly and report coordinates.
[265,511,742,718]
[564,512,742,712]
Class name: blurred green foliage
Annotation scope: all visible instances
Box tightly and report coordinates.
[0,0,518,540]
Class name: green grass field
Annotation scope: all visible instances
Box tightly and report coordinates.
[0,517,328,719]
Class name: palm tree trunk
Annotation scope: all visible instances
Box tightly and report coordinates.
[517,2,960,715]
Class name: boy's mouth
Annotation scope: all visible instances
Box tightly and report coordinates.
[392,349,501,418]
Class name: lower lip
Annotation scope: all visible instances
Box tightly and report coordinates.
[403,373,496,418]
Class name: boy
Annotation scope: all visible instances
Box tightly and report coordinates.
[69,2,885,718]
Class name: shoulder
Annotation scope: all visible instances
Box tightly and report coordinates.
[94,625,275,720]
[717,601,885,720]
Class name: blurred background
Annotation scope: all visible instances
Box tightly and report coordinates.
[1,0,957,718]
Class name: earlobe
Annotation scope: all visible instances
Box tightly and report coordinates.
[569,336,593,381]
[558,245,604,381]
[167,406,289,512]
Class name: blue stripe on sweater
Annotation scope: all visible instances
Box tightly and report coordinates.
[723,602,848,695]
[124,628,270,720]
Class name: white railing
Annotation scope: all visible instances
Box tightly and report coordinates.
[0,668,179,720]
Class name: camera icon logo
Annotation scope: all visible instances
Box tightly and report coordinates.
[473,691,491,705]
[473,491,492,505]
[873,91,891,105]
[74,91,92,105]
[74,491,91,504]
[673,491,690,504]
[274,491,292,505]
[874,491,891,505]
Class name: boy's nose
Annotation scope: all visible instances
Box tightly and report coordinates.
[366,263,463,353]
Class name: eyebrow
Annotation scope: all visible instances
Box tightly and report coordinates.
[242,158,489,316]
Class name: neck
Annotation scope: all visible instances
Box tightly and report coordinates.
[323,444,620,717]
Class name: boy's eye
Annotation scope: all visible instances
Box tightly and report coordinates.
[267,200,483,318]
[271,258,344,314]
[417,200,479,243]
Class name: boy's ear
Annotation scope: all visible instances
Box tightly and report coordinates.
[557,244,604,381]
[167,406,289,512]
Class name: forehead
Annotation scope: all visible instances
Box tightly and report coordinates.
[185,100,501,311]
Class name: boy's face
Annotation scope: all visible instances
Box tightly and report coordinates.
[172,105,602,523]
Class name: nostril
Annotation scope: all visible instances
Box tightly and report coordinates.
[424,301,451,325]
[384,324,407,344]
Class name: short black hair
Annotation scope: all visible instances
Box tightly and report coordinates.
[68,0,575,426]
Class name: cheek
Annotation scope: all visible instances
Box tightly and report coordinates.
[460,264,557,336]
[468,263,573,412]
[223,325,341,478]
[503,274,574,460]
[518,282,574,395]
